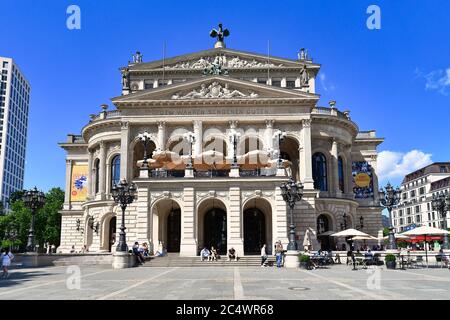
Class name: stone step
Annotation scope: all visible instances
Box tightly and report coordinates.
[143,256,276,267]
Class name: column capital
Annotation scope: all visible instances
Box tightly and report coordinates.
[229,120,238,129]
[157,121,166,129]
[301,119,312,128]
[121,121,129,130]
[265,119,274,128]
[66,159,72,165]
[193,120,202,128]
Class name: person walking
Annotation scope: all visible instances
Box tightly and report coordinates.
[1,249,14,279]
[260,244,268,267]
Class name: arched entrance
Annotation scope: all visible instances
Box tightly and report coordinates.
[108,217,116,252]
[204,208,227,254]
[133,139,157,178]
[244,208,266,254]
[317,214,335,251]
[243,198,273,255]
[166,207,181,252]
[151,199,182,253]
[197,198,227,255]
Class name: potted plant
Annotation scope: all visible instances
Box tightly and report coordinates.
[298,254,311,269]
[385,254,397,269]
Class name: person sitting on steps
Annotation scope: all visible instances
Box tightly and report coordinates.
[228,247,238,261]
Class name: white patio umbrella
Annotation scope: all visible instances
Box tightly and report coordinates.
[351,235,378,241]
[331,229,371,238]
[401,226,450,266]
[380,233,410,240]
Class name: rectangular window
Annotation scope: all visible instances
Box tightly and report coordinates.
[272,79,281,87]
[402,193,407,200]
[427,203,430,211]
[410,190,416,197]
[399,209,403,217]
[419,187,425,195]
[440,166,447,173]
[257,78,267,84]
[407,208,411,215]
[400,218,404,225]
[415,205,420,213]
[286,79,296,88]
[428,212,431,221]
[2,61,8,68]
[407,217,412,224]
[416,215,421,222]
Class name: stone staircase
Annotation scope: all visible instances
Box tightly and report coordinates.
[143,253,276,267]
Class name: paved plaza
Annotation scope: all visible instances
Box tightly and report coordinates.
[1,264,450,300]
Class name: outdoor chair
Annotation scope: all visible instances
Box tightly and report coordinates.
[435,255,446,268]
[415,256,425,268]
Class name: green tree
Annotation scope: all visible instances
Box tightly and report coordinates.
[383,227,390,237]
[0,187,64,252]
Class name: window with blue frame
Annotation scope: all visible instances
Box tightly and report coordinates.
[312,153,327,191]
[111,155,120,189]
[338,156,345,192]
[94,159,100,194]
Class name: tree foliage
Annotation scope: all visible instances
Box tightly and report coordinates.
[0,188,64,252]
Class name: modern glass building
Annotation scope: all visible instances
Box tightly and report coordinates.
[0,57,30,210]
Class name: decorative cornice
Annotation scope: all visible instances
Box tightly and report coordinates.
[171,82,259,100]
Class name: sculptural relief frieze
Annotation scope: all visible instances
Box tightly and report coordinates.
[166,55,283,70]
[171,82,259,100]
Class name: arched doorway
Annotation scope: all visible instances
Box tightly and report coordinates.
[133,139,157,178]
[204,208,227,254]
[280,137,300,180]
[243,198,273,255]
[108,217,116,252]
[244,208,266,255]
[151,199,182,253]
[317,214,335,251]
[166,207,181,252]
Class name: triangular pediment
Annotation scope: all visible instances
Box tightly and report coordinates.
[112,76,319,105]
[128,48,319,72]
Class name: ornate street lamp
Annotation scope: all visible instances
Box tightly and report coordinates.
[379,182,401,250]
[22,187,46,252]
[111,179,137,252]
[273,129,287,168]
[280,177,304,250]
[431,190,450,249]
[340,212,348,231]
[228,130,241,168]
[183,132,196,170]
[138,131,152,169]
[359,216,364,230]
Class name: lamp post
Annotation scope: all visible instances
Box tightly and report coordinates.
[341,212,348,230]
[280,177,304,251]
[273,129,287,168]
[359,216,364,230]
[228,130,241,168]
[379,182,401,250]
[138,131,152,169]
[111,179,137,252]
[22,187,46,252]
[431,190,450,250]
[183,132,195,170]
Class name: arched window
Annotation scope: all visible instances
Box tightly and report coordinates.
[94,159,100,194]
[312,153,327,191]
[338,156,345,193]
[317,215,330,234]
[111,155,121,189]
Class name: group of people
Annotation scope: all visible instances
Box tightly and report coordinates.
[200,246,220,261]
[132,242,149,264]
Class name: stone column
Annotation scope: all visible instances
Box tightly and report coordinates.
[87,150,93,199]
[300,119,314,189]
[157,121,166,151]
[193,120,202,157]
[228,121,240,177]
[228,186,244,257]
[331,138,339,196]
[99,141,107,200]
[180,187,197,256]
[120,121,130,181]
[264,120,274,151]
[273,186,289,248]
[369,154,380,203]
[136,185,150,247]
[345,145,353,195]
[64,159,72,209]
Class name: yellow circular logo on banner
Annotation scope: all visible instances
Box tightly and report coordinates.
[355,173,371,187]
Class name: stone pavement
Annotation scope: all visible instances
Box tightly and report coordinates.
[1,264,450,300]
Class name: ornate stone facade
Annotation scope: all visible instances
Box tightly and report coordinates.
[58,40,384,257]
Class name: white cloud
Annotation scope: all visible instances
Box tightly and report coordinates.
[416,68,450,96]
[377,150,433,183]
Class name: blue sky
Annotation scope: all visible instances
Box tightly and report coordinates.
[1,0,449,191]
